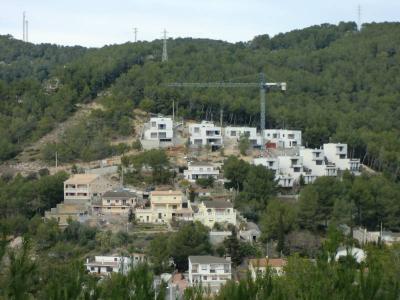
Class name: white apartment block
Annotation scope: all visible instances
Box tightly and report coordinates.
[64,174,112,204]
[189,121,222,147]
[323,143,360,174]
[224,126,261,146]
[135,190,192,223]
[300,148,337,177]
[188,256,232,292]
[263,129,302,148]
[85,254,146,276]
[254,155,313,188]
[143,117,173,142]
[193,200,237,228]
[184,162,220,182]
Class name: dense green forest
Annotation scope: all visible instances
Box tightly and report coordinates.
[1,22,400,179]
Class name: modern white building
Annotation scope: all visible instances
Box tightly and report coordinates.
[254,155,315,188]
[193,200,237,228]
[85,254,146,276]
[323,143,360,174]
[263,129,302,148]
[224,126,261,146]
[188,256,232,292]
[300,147,337,177]
[143,117,173,142]
[184,162,220,182]
[188,121,222,148]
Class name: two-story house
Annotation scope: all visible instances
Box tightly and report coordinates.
[189,121,222,149]
[143,117,173,142]
[184,162,219,182]
[85,253,146,276]
[135,190,193,223]
[188,256,231,292]
[300,147,337,177]
[263,129,302,148]
[193,200,236,228]
[63,174,111,204]
[323,143,360,174]
[45,174,113,226]
[100,189,137,215]
[224,126,261,147]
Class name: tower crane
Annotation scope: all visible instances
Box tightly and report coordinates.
[167,73,286,149]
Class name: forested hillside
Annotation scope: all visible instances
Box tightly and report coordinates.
[1,22,400,179]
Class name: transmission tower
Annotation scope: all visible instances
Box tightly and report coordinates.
[358,5,362,31]
[162,29,168,62]
[25,19,29,42]
[22,11,26,41]
[134,27,138,42]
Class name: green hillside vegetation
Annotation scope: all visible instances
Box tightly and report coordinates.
[0,35,154,161]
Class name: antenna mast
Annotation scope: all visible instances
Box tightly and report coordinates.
[134,27,138,42]
[162,29,168,62]
[22,11,26,41]
[358,4,362,31]
[25,20,29,42]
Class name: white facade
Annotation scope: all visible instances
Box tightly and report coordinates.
[85,254,146,276]
[184,162,219,182]
[143,117,173,141]
[224,126,261,146]
[323,143,360,174]
[253,155,314,188]
[300,148,337,177]
[263,129,302,148]
[188,256,231,291]
[189,121,222,147]
[193,201,236,228]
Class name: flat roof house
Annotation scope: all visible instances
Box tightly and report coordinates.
[188,255,231,293]
[184,161,219,182]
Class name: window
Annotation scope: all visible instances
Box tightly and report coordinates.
[273,133,277,138]
[172,205,177,209]
[194,127,200,133]
[316,160,323,165]
[91,267,95,271]
[151,121,156,127]
[203,276,208,280]
[114,258,118,261]
[201,265,207,271]
[212,276,217,280]
[230,131,236,136]
[340,154,346,159]
[150,132,157,138]
[106,267,113,272]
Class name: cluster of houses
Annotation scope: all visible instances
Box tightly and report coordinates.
[45,174,238,230]
[253,142,360,187]
[141,116,361,188]
[84,253,286,295]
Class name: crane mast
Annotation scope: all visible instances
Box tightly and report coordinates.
[168,73,286,149]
